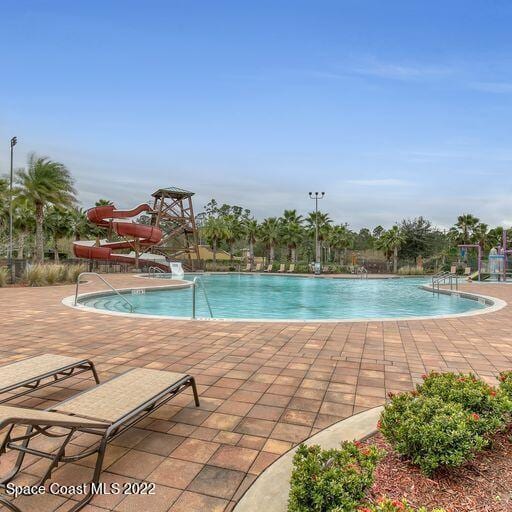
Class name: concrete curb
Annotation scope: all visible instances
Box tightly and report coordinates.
[234,406,383,512]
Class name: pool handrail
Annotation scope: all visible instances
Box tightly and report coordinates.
[192,277,214,319]
[74,272,135,312]
[148,266,165,278]
[431,271,458,295]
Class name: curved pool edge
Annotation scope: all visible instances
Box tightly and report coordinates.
[233,406,383,512]
[62,281,507,323]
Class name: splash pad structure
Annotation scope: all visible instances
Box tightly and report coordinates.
[459,230,512,282]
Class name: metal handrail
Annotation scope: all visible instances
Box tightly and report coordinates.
[192,277,214,319]
[431,271,459,295]
[148,266,165,278]
[357,266,368,279]
[74,272,135,312]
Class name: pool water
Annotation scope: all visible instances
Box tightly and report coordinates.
[78,274,487,321]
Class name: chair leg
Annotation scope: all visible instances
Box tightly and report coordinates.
[87,360,100,384]
[68,435,108,512]
[0,426,32,485]
[190,377,200,407]
[0,495,22,512]
[38,428,75,485]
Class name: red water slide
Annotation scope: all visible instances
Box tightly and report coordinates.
[73,204,167,269]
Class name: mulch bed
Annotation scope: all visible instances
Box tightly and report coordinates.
[362,430,512,511]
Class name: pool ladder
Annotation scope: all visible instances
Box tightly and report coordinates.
[148,266,166,278]
[431,271,459,295]
[74,272,135,312]
[192,277,214,319]
[357,266,368,279]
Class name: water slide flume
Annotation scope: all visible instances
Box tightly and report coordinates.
[73,204,168,269]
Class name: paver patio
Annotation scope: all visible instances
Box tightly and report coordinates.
[1,274,512,511]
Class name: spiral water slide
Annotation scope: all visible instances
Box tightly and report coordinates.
[73,204,169,269]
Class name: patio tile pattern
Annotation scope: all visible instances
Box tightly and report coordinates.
[1,274,512,511]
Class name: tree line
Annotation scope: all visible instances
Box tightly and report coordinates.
[0,153,507,271]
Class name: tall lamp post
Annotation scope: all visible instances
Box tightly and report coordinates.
[309,191,325,275]
[8,136,17,284]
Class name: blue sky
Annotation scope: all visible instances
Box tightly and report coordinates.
[1,0,512,229]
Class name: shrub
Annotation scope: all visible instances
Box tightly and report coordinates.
[417,371,512,435]
[288,441,384,512]
[65,264,87,283]
[379,393,486,475]
[21,263,88,286]
[24,264,46,286]
[357,497,446,512]
[44,264,61,285]
[499,370,512,398]
[0,267,8,287]
[397,265,424,275]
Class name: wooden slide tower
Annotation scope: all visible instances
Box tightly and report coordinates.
[150,187,201,268]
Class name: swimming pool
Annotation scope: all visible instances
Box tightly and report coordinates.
[76,274,491,321]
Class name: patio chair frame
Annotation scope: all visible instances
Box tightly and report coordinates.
[0,371,199,512]
[0,356,99,405]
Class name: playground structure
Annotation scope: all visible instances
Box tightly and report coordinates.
[458,230,512,282]
[73,187,200,271]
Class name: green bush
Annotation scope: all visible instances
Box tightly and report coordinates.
[357,497,446,512]
[417,371,512,435]
[379,393,486,475]
[288,441,384,512]
[0,267,8,287]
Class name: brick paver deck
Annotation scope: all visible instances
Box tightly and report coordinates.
[1,274,512,511]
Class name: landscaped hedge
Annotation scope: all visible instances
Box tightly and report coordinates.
[288,441,383,512]
[379,371,512,475]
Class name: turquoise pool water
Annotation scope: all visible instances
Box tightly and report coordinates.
[78,274,487,321]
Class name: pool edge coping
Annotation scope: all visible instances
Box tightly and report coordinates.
[62,278,507,323]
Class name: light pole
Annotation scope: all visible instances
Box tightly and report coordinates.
[309,191,325,275]
[8,136,17,284]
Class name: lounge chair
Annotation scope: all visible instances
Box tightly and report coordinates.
[450,265,457,274]
[287,264,295,273]
[263,264,273,272]
[0,368,199,512]
[323,265,330,273]
[464,267,471,276]
[0,354,99,404]
[277,264,285,273]
[253,263,262,272]
[243,263,252,272]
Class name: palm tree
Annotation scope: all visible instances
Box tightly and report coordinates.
[281,221,303,262]
[455,214,480,244]
[306,211,332,263]
[12,201,35,258]
[15,154,76,262]
[68,208,91,241]
[95,199,114,206]
[329,225,352,264]
[202,216,229,265]
[45,208,72,261]
[224,214,244,261]
[0,178,9,232]
[376,226,405,273]
[282,209,303,225]
[259,217,280,263]
[243,219,259,264]
[471,223,489,249]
